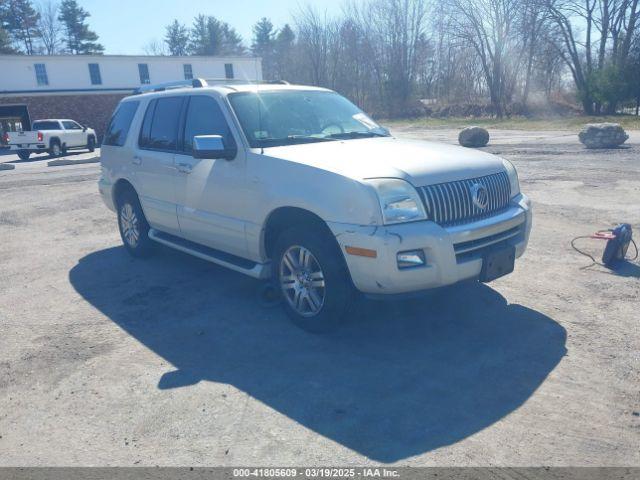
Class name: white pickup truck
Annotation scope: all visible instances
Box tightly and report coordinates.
[5,119,97,160]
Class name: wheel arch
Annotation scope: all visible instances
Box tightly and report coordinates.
[112,178,138,208]
[262,208,353,288]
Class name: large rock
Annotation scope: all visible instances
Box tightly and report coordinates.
[458,126,490,148]
[578,123,628,149]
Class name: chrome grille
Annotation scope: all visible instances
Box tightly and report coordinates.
[420,172,511,226]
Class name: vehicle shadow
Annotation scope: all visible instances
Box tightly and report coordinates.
[69,246,566,462]
[5,150,89,163]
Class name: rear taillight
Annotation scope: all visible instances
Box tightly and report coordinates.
[37,131,43,142]
[2,132,8,144]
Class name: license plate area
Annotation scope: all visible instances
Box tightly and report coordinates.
[480,245,515,282]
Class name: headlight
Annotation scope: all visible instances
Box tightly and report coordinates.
[366,178,427,224]
[502,158,520,198]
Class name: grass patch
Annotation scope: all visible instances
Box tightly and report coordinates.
[383,115,640,131]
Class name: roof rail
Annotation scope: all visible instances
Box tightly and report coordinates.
[133,79,207,95]
[132,78,291,95]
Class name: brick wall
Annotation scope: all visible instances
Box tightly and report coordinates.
[0,93,130,143]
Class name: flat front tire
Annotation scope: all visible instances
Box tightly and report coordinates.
[273,226,353,332]
[117,190,153,257]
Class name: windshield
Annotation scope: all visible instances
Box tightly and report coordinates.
[228,90,389,148]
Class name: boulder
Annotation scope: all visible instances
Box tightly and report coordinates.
[458,126,490,148]
[578,123,628,149]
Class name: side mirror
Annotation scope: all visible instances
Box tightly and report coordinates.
[193,135,236,160]
[82,126,87,132]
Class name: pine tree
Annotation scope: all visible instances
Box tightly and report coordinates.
[58,0,103,54]
[188,15,244,56]
[274,24,295,80]
[164,19,189,56]
[0,26,16,53]
[4,0,40,54]
[251,17,275,78]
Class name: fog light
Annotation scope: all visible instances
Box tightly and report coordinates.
[397,250,426,269]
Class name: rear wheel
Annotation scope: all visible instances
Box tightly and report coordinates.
[87,136,95,152]
[49,141,62,158]
[273,226,353,332]
[17,150,30,161]
[117,189,154,257]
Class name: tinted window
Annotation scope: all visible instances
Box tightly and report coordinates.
[139,97,183,151]
[224,63,234,79]
[62,121,82,130]
[34,63,48,85]
[183,64,193,80]
[103,101,139,147]
[32,120,60,130]
[182,96,235,154]
[88,63,102,85]
[138,63,150,84]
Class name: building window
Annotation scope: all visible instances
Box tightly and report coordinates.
[183,64,193,80]
[138,63,150,84]
[88,63,102,85]
[224,63,234,79]
[34,63,49,86]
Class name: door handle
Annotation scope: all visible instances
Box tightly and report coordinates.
[176,162,193,174]
[132,155,142,165]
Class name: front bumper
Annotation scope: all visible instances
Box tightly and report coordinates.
[329,193,532,295]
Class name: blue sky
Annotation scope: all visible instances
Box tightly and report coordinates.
[80,0,344,54]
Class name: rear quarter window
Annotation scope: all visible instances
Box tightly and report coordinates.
[103,101,140,147]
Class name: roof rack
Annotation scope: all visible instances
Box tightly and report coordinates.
[133,78,290,94]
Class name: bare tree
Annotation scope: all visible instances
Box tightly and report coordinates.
[142,38,166,56]
[36,0,61,54]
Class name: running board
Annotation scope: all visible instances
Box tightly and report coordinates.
[148,229,270,279]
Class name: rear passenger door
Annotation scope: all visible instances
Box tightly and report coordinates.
[173,94,248,257]
[133,96,183,235]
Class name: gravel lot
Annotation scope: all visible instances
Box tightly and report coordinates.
[1,129,639,466]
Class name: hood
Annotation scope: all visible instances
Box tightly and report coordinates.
[262,137,505,186]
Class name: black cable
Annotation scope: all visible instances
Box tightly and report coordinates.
[570,235,602,269]
[571,235,638,268]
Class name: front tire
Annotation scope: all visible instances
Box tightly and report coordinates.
[273,226,353,332]
[117,190,154,257]
[17,150,30,161]
[87,136,95,152]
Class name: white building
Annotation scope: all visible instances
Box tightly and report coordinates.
[0,55,262,95]
[0,55,262,142]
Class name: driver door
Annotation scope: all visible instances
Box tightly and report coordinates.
[61,120,84,147]
[173,94,248,258]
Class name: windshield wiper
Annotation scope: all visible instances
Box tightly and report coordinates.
[284,135,336,144]
[326,131,390,139]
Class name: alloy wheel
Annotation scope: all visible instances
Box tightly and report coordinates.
[279,245,326,317]
[120,203,139,247]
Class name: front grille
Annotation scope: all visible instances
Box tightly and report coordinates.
[420,172,511,226]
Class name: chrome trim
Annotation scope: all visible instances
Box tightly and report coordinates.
[420,172,511,226]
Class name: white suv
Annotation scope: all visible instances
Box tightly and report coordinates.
[99,79,532,331]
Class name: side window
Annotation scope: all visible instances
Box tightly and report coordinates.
[103,101,139,147]
[182,95,236,155]
[62,121,82,130]
[139,97,183,151]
